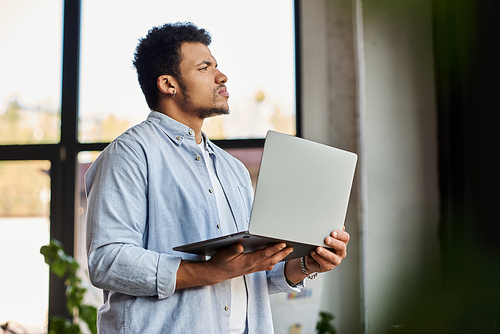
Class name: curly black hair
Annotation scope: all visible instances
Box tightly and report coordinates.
[133,22,212,110]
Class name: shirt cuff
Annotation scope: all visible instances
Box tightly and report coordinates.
[156,254,182,299]
[268,261,305,294]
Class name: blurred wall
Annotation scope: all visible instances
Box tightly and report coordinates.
[300,0,440,333]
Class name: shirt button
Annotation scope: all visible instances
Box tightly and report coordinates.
[216,224,220,229]
[176,136,181,140]
[196,155,201,161]
[224,306,229,311]
[189,130,194,135]
[209,189,213,193]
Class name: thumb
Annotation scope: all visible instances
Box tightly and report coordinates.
[225,243,244,259]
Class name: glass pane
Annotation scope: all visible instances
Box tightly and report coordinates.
[0,160,51,333]
[79,0,295,142]
[225,148,263,190]
[0,0,62,145]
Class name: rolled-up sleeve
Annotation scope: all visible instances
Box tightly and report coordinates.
[85,140,180,299]
[267,261,305,294]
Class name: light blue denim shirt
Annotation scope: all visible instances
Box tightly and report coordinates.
[85,111,303,333]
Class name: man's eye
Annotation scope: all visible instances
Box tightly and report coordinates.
[200,66,208,71]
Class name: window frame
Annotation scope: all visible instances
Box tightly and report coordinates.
[0,0,302,320]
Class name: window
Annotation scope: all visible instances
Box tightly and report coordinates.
[0,161,51,332]
[0,0,62,330]
[0,0,62,145]
[0,0,300,327]
[79,0,296,142]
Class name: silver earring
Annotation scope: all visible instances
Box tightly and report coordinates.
[171,92,176,97]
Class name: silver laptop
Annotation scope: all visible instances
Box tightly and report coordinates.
[173,130,357,261]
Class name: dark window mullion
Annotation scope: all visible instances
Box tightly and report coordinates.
[0,144,58,161]
[49,0,81,321]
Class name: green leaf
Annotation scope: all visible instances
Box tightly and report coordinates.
[80,305,98,334]
[51,261,68,277]
[316,311,337,334]
[48,316,81,334]
[40,239,98,334]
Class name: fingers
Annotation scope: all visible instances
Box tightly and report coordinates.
[324,235,348,259]
[243,243,294,272]
[306,229,350,273]
[226,243,245,258]
[212,243,244,263]
[211,242,293,276]
[261,243,288,257]
[310,247,343,270]
[329,230,350,245]
[209,243,243,268]
[254,243,293,268]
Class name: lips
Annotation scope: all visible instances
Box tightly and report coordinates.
[218,86,229,98]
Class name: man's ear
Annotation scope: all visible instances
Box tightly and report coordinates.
[157,75,177,96]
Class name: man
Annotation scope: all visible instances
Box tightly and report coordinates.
[85,22,349,333]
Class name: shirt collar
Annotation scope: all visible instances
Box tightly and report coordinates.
[148,111,215,153]
[147,111,196,146]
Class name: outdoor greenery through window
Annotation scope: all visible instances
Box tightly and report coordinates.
[0,0,62,331]
[0,0,297,331]
[0,0,62,145]
[0,161,51,333]
[79,0,296,142]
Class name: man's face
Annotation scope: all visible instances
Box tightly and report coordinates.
[176,42,230,119]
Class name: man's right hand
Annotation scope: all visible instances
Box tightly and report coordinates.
[175,243,293,290]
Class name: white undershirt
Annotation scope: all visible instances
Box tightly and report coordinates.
[198,139,247,334]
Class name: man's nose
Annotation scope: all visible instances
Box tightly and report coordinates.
[215,69,227,84]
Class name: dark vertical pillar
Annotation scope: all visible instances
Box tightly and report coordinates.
[433,0,500,331]
[49,0,81,320]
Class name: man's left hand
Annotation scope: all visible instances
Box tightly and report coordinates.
[305,228,350,274]
[284,228,350,284]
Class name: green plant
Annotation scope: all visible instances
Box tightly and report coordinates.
[40,239,97,334]
[316,311,337,334]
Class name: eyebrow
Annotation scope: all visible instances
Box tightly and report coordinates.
[195,60,218,67]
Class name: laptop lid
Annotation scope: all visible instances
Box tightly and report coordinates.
[173,131,357,259]
[248,130,357,246]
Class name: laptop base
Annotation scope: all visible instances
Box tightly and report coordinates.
[173,232,332,262]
